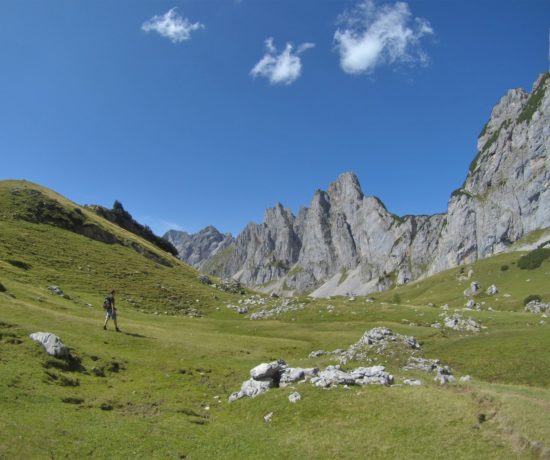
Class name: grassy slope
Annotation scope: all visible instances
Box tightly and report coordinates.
[1,181,550,458]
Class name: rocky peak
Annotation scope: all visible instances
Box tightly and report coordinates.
[327,172,364,203]
[164,225,234,268]
[264,203,295,229]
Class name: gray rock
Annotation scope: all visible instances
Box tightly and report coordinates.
[279,367,318,387]
[434,365,455,385]
[404,379,423,386]
[288,392,301,403]
[311,365,393,388]
[486,284,498,295]
[47,285,64,296]
[229,378,275,401]
[443,313,481,332]
[29,332,69,357]
[403,357,440,372]
[250,360,286,380]
[459,375,472,382]
[525,300,550,313]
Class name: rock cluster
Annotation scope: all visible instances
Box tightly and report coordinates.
[29,332,69,358]
[226,304,248,314]
[229,359,393,401]
[403,357,456,385]
[249,298,306,320]
[442,313,481,332]
[229,360,318,402]
[311,365,393,388]
[216,279,245,294]
[524,300,550,313]
[339,327,420,364]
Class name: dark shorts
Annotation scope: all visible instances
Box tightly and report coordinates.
[105,308,117,320]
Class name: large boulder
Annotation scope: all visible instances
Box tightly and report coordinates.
[29,332,69,357]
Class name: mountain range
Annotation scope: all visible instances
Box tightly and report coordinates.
[165,72,550,296]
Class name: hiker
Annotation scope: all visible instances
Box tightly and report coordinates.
[103,289,120,332]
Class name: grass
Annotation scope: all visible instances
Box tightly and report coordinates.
[517,72,549,125]
[2,180,550,458]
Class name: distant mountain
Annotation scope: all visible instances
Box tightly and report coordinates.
[164,226,234,269]
[179,71,550,296]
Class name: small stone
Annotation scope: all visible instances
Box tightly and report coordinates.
[288,392,301,403]
[403,379,422,386]
[264,412,273,423]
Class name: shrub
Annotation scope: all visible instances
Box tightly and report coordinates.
[500,265,509,271]
[517,248,550,270]
[523,294,542,306]
[391,293,402,304]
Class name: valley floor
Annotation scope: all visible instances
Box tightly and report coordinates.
[2,280,550,459]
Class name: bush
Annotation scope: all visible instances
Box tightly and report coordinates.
[500,265,509,271]
[523,294,542,306]
[517,248,550,270]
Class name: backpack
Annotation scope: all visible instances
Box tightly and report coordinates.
[103,296,112,310]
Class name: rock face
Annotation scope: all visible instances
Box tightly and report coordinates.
[173,72,550,296]
[29,332,69,358]
[164,226,233,269]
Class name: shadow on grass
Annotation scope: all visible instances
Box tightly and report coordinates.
[123,331,150,339]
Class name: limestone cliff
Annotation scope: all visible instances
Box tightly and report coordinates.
[169,72,550,296]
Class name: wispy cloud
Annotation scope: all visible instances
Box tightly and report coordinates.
[251,38,315,85]
[142,8,204,43]
[334,0,434,75]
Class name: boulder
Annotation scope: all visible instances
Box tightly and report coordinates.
[250,360,286,380]
[229,378,275,401]
[486,284,498,295]
[29,332,69,357]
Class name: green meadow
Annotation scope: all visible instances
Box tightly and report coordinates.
[1,181,550,459]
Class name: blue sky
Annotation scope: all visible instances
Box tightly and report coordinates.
[1,1,549,236]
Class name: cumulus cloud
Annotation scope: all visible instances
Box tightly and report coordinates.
[334,0,434,75]
[142,8,204,43]
[251,38,315,85]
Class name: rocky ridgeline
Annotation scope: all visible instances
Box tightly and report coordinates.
[164,226,234,269]
[169,73,550,297]
[229,359,393,402]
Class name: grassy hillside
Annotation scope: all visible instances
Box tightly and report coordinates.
[0,180,242,315]
[1,180,550,458]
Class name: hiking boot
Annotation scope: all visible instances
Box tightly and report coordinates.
[116,328,121,332]
[103,325,107,330]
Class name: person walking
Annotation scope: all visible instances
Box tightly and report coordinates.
[103,289,120,332]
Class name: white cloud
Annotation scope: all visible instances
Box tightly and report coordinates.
[334,0,434,75]
[142,8,204,43]
[251,38,315,85]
